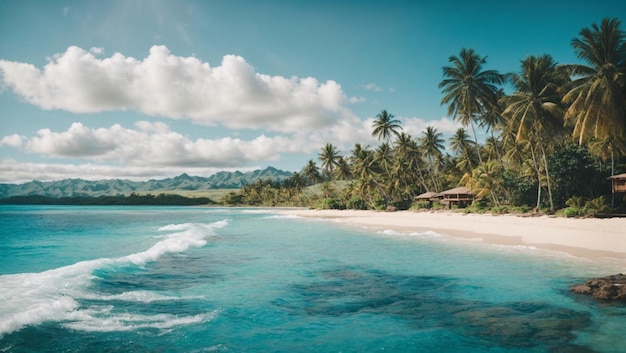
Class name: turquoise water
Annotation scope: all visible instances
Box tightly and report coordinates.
[0,206,624,352]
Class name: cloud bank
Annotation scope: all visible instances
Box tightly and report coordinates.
[21,121,305,167]
[0,46,353,132]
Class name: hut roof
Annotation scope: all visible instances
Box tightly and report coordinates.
[608,173,626,180]
[415,191,438,199]
[438,187,472,196]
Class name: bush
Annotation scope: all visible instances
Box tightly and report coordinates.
[563,207,580,218]
[391,198,412,211]
[346,196,368,210]
[315,198,345,210]
[510,206,531,214]
[491,206,509,214]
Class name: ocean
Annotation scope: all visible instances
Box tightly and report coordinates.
[0,205,624,353]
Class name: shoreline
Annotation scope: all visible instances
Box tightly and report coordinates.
[274,209,626,268]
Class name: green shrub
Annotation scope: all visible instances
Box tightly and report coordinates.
[510,206,531,214]
[490,206,510,214]
[315,198,345,210]
[563,207,580,218]
[346,196,368,210]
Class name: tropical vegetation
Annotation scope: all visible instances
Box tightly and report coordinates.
[224,17,626,215]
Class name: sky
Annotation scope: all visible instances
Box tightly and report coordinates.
[0,0,624,183]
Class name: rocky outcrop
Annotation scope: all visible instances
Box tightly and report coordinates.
[571,274,626,301]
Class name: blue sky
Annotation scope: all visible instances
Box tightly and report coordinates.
[0,0,624,183]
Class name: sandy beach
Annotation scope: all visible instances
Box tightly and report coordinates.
[277,209,626,267]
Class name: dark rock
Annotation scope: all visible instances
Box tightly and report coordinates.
[570,274,626,301]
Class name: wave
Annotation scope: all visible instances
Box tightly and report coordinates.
[378,229,441,238]
[0,220,227,337]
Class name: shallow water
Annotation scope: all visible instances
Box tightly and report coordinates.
[0,206,624,352]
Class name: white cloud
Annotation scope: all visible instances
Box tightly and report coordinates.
[0,134,24,148]
[361,83,383,92]
[403,116,461,137]
[0,46,356,133]
[15,122,314,168]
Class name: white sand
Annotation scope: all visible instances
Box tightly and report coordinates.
[276,209,626,267]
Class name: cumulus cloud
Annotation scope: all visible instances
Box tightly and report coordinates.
[13,121,311,168]
[0,46,355,132]
[403,116,461,136]
[0,134,24,148]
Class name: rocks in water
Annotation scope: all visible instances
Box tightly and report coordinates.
[571,274,626,301]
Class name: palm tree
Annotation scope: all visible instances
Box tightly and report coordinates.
[287,172,306,191]
[439,48,504,167]
[318,143,341,178]
[374,142,394,176]
[449,128,476,166]
[501,54,567,211]
[302,160,322,185]
[418,126,445,192]
[563,17,626,145]
[335,156,352,181]
[371,110,403,143]
[394,132,429,191]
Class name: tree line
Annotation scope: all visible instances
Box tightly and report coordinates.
[1,193,216,206]
[225,18,626,215]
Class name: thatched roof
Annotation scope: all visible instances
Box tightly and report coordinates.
[415,191,438,200]
[438,187,472,196]
[608,173,626,180]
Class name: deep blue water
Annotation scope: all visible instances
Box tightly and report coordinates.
[0,205,625,352]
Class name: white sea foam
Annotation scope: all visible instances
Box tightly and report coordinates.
[263,214,301,220]
[63,308,219,332]
[0,220,227,337]
[378,229,441,238]
[81,290,204,303]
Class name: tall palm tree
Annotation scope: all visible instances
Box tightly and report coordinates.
[371,110,403,143]
[501,54,567,211]
[318,143,341,178]
[439,48,505,166]
[418,126,445,192]
[563,17,626,145]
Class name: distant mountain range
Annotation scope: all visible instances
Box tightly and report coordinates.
[0,167,293,198]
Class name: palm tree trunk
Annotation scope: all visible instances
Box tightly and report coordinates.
[529,144,542,211]
[470,121,500,206]
[539,143,554,212]
[611,147,615,208]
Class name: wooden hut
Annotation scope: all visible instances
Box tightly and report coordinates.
[437,187,474,209]
[608,173,626,193]
[414,191,439,207]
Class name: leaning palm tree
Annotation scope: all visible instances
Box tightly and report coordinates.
[394,132,429,191]
[439,48,504,166]
[371,110,403,143]
[501,54,568,211]
[335,156,353,181]
[318,143,341,179]
[563,17,626,145]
